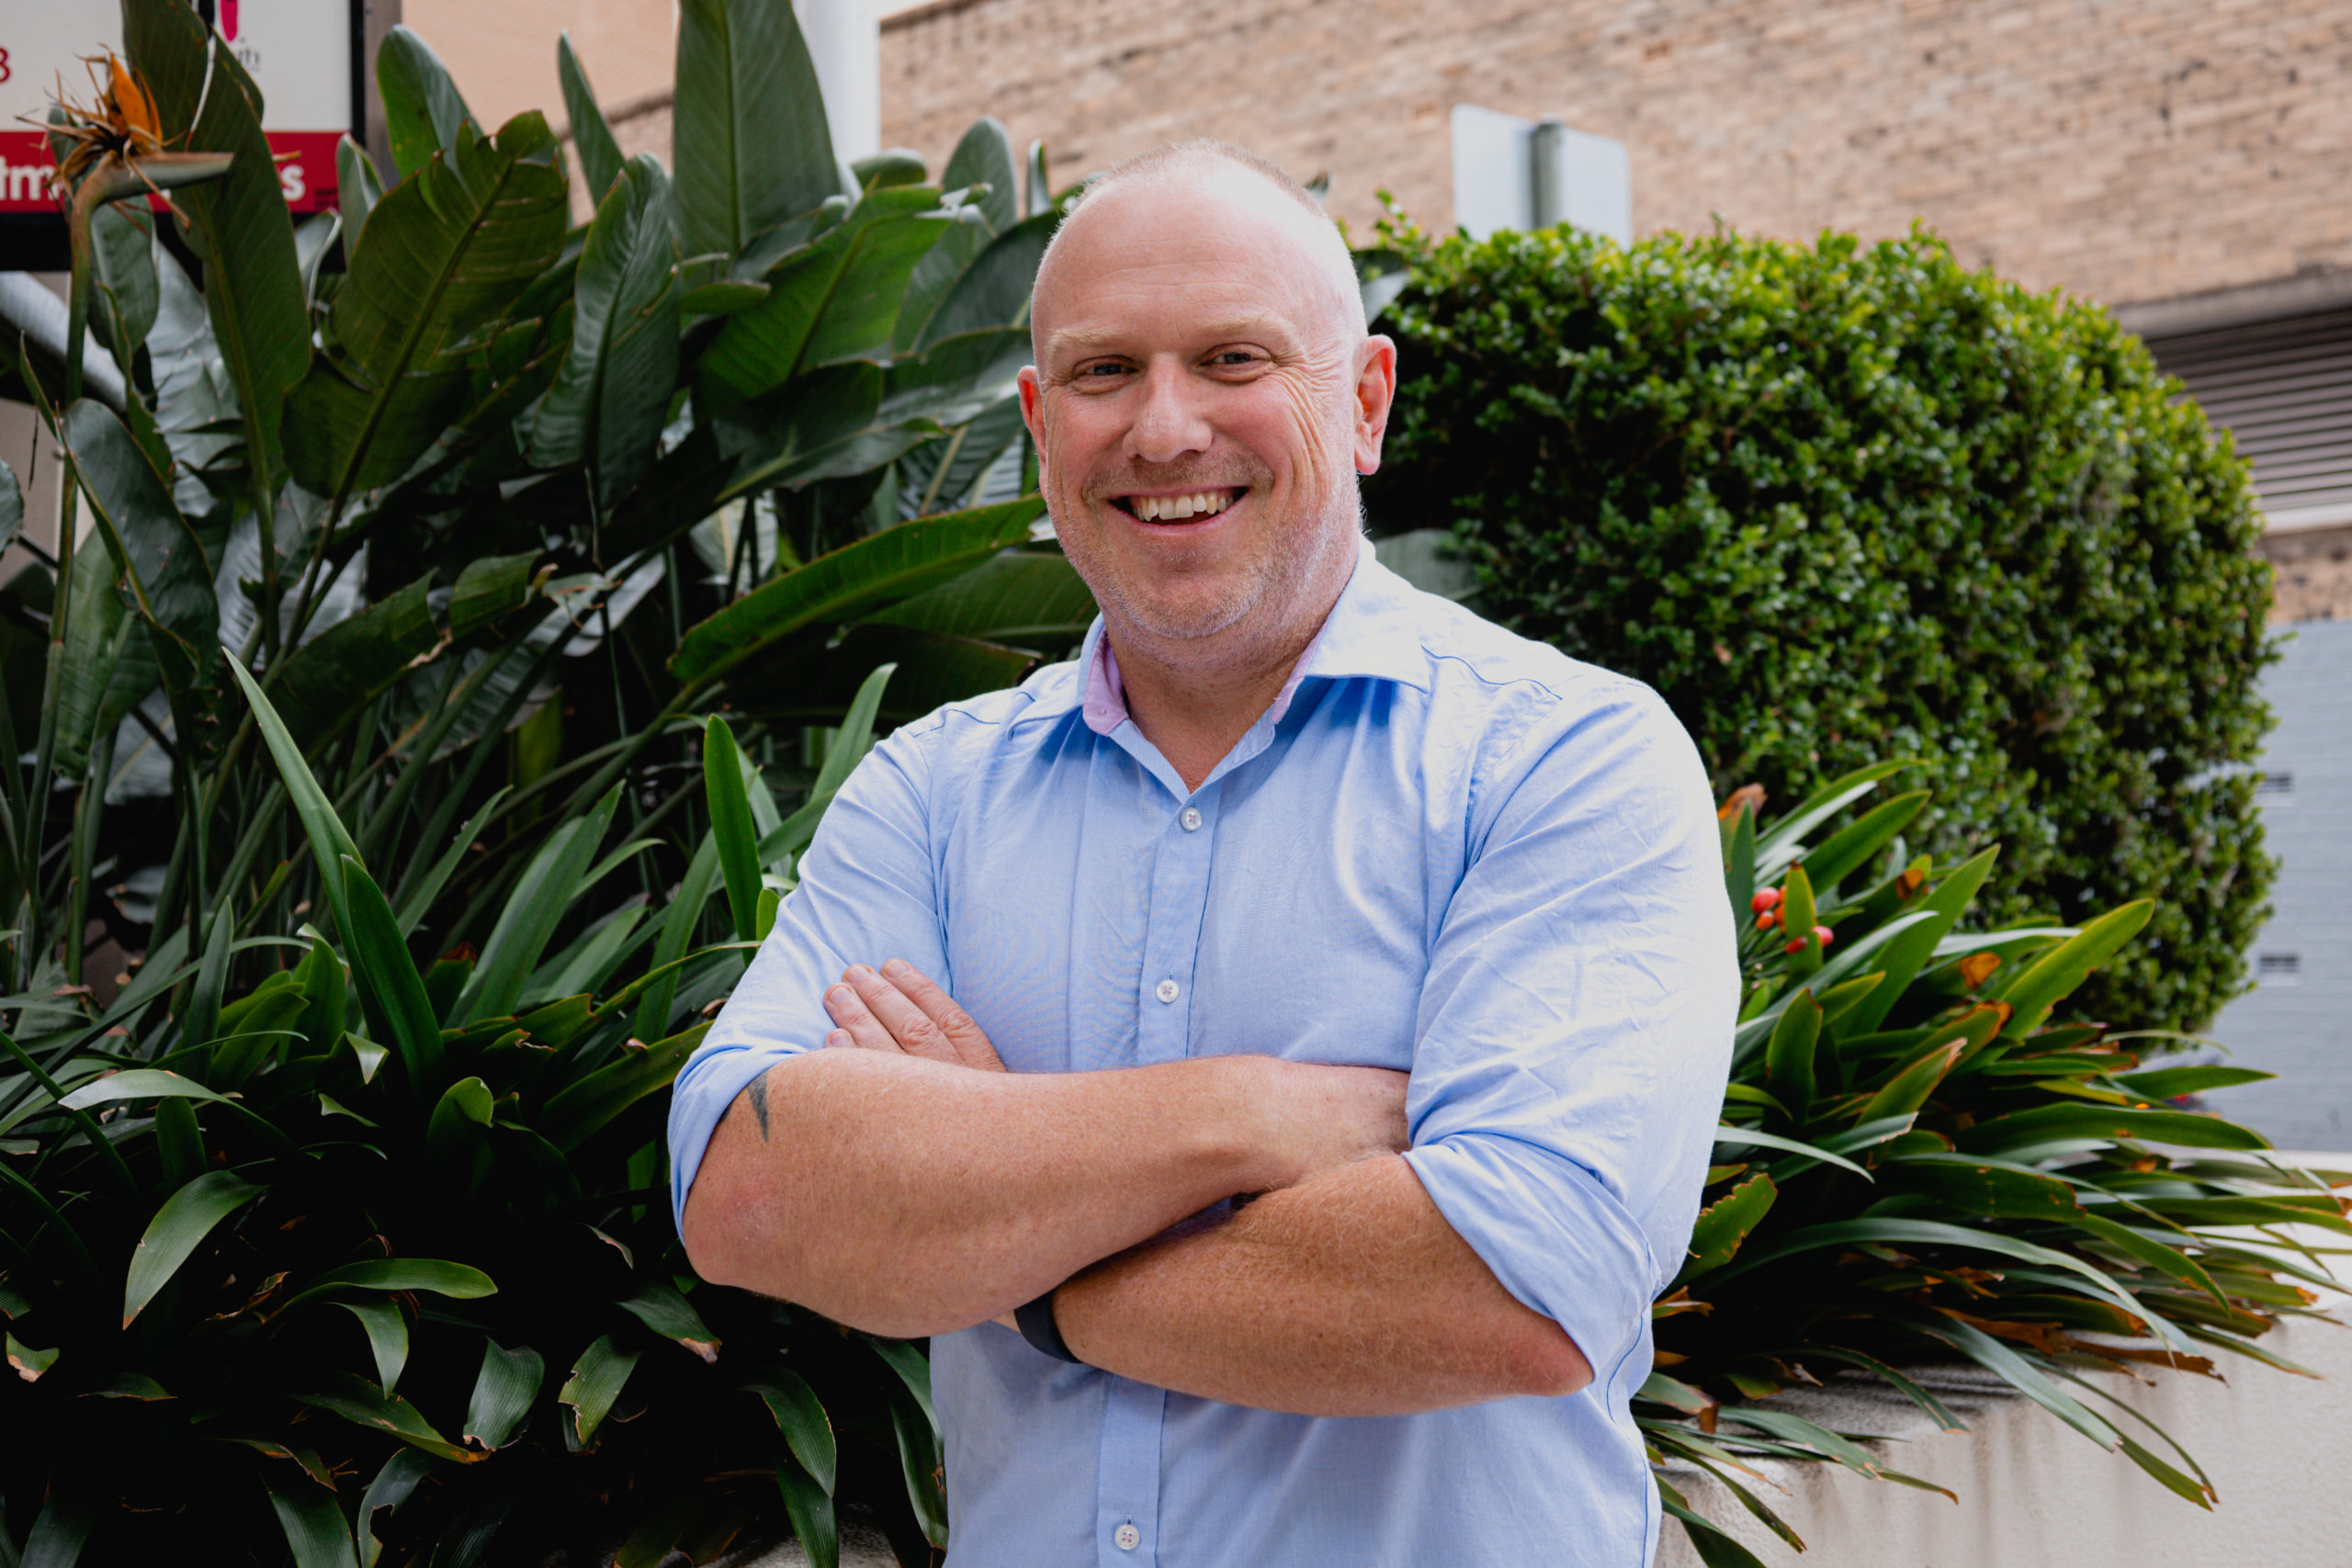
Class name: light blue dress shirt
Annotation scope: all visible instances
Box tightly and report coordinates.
[670,538,1737,1567]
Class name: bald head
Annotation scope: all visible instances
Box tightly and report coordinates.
[1033,140,1368,355]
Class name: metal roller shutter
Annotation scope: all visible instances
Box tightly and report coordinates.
[2147,308,2352,534]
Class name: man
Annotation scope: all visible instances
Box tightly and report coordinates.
[672,141,1736,1565]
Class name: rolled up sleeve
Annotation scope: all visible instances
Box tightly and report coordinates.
[665,720,946,1230]
[1400,684,1737,1382]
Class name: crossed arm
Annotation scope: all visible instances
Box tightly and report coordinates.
[679,960,1590,1417]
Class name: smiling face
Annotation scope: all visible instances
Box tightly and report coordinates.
[1019,164,1395,663]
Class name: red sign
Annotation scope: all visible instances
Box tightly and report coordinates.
[0,128,341,216]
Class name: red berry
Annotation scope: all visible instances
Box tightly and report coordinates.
[1813,925,1834,947]
[1755,909,1780,929]
[1750,888,1782,913]
[1785,936,1806,954]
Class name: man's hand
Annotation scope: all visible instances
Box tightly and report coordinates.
[822,959,1006,1071]
[820,960,1409,1185]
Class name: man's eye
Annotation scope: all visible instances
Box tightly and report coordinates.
[1079,362,1131,378]
[1209,351,1260,367]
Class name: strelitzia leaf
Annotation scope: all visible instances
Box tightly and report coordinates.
[229,661,364,942]
[123,1169,263,1327]
[557,33,625,204]
[376,25,475,179]
[669,497,1045,686]
[673,0,839,261]
[704,717,763,942]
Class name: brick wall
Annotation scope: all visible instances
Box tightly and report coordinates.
[880,0,2352,310]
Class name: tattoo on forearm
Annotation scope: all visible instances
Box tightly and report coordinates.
[746,1072,770,1140]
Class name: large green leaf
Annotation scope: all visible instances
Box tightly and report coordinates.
[711,362,942,501]
[698,185,951,409]
[539,1023,709,1151]
[775,1461,839,1568]
[284,113,570,510]
[274,1258,498,1319]
[377,26,476,180]
[57,400,220,728]
[457,786,623,1024]
[121,1169,263,1327]
[338,138,384,255]
[705,717,763,942]
[265,1472,359,1568]
[673,0,839,261]
[1957,1101,2270,1156]
[559,1333,640,1450]
[1988,900,2154,1036]
[341,1298,410,1393]
[296,1371,477,1463]
[631,835,723,1042]
[1680,1173,1776,1279]
[461,1338,546,1451]
[343,857,446,1094]
[749,1370,838,1494]
[51,525,129,782]
[558,34,625,204]
[616,1278,722,1360]
[56,1068,231,1112]
[915,209,1057,349]
[894,119,1020,352]
[1836,847,2001,1037]
[671,496,1046,685]
[124,0,311,491]
[529,155,682,509]
[229,660,365,943]
[879,328,1035,432]
[266,574,438,747]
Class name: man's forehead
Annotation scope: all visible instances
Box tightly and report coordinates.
[1032,166,1361,353]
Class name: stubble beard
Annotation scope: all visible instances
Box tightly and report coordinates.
[1059,479,1357,650]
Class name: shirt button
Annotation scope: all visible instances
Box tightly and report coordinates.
[1115,1523,1142,1551]
[1155,978,1180,1004]
[1179,807,1204,831]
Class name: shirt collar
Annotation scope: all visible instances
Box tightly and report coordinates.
[1077,537,1430,737]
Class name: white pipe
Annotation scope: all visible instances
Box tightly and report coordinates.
[797,0,879,162]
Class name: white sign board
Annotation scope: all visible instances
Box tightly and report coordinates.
[1,1,354,216]
[1451,104,1631,243]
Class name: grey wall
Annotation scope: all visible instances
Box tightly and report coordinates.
[2207,618,2352,1151]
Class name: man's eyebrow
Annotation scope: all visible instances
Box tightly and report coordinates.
[1044,316,1291,358]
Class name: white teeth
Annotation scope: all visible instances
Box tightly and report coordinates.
[1128,489,1236,522]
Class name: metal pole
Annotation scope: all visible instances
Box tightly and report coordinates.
[1530,118,1566,230]
[797,0,880,162]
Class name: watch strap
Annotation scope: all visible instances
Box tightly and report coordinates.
[1014,1285,1083,1363]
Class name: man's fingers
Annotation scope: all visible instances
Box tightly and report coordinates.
[842,964,962,1064]
[880,959,1006,1072]
[822,979,903,1053]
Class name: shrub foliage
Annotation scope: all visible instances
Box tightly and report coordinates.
[1369,221,2277,1030]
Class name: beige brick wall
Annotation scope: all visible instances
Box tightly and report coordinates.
[402,0,675,139]
[879,0,2352,310]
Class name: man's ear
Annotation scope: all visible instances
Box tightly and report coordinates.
[1018,366,1046,447]
[1353,335,1398,476]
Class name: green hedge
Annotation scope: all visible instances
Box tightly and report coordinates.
[1368,222,2276,1030]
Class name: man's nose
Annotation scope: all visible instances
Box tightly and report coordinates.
[1124,359,1213,466]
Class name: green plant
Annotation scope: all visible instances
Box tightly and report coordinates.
[1365,218,2277,1032]
[1642,765,2346,1568]
[0,668,954,1567]
[0,0,1091,1029]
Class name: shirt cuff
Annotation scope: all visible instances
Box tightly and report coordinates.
[666,1040,807,1233]
[1403,1133,1661,1382]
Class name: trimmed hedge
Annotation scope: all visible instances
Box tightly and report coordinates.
[1367,221,2276,1030]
